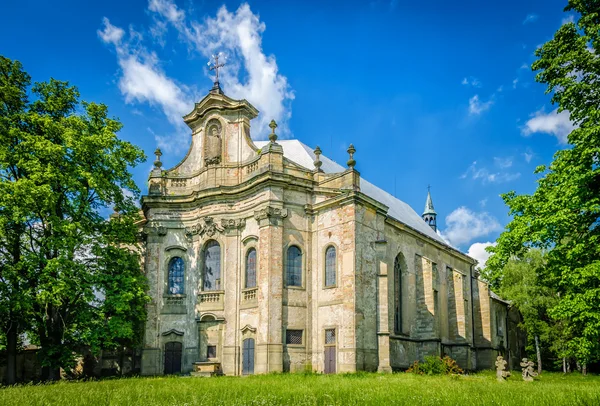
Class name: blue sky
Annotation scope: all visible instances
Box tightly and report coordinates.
[0,0,576,265]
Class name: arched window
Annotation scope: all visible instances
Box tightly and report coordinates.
[245,248,257,288]
[394,253,404,334]
[168,257,185,295]
[286,246,302,287]
[325,246,336,287]
[203,240,221,291]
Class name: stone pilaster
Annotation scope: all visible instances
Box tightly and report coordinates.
[254,206,287,373]
[374,240,392,373]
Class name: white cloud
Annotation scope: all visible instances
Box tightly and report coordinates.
[462,76,481,87]
[523,150,534,163]
[522,108,576,144]
[562,15,575,25]
[520,63,529,70]
[467,242,497,270]
[523,14,539,24]
[461,161,520,184]
[479,198,488,208]
[443,207,501,247]
[98,17,192,152]
[512,78,519,89]
[148,1,295,138]
[468,95,493,115]
[493,156,513,169]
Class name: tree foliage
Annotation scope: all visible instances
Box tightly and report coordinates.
[0,55,149,380]
[487,1,600,367]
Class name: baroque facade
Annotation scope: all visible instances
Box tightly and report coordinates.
[139,82,516,376]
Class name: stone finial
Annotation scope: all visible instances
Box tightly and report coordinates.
[269,120,278,143]
[495,355,511,382]
[154,148,163,169]
[314,146,323,172]
[520,358,538,381]
[347,144,356,169]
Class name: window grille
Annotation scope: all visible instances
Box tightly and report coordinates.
[286,329,303,345]
[168,257,184,295]
[286,246,302,287]
[325,329,336,345]
[325,246,336,287]
[207,345,217,359]
[245,248,257,288]
[203,240,221,291]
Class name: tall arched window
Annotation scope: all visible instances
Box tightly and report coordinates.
[245,248,257,288]
[168,257,185,295]
[286,246,302,287]
[203,240,221,291]
[325,246,336,287]
[394,253,404,334]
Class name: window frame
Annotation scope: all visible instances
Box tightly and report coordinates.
[245,247,258,289]
[202,239,223,292]
[285,245,303,288]
[285,329,304,346]
[323,245,338,288]
[166,256,185,296]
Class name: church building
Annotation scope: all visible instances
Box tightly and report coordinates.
[139,79,515,376]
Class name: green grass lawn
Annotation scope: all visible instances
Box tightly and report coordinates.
[1,371,599,405]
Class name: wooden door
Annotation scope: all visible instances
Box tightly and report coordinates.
[242,338,255,375]
[164,342,182,375]
[324,346,336,374]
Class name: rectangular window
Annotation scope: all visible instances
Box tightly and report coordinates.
[286,329,303,345]
[325,329,336,345]
[207,345,217,359]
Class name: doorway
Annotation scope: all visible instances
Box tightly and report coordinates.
[324,329,336,374]
[164,341,182,374]
[242,338,255,375]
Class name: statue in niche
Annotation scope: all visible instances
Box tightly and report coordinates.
[204,119,222,166]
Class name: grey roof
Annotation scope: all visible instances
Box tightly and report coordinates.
[255,140,449,247]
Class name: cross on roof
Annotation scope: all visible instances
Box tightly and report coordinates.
[209,53,225,83]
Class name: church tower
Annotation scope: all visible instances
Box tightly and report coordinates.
[422,187,437,232]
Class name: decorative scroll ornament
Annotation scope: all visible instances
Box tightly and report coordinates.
[254,206,289,221]
[221,218,246,230]
[186,217,247,237]
[143,220,167,236]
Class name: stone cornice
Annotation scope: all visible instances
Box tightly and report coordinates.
[384,216,476,265]
[254,206,288,221]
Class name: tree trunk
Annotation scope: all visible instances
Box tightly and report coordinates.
[119,347,125,377]
[5,320,18,384]
[582,363,587,376]
[534,335,542,375]
[563,357,566,374]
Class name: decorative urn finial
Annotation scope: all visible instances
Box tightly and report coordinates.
[269,120,278,143]
[347,144,356,169]
[154,148,163,169]
[314,146,323,172]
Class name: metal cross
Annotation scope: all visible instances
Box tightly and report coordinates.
[209,54,225,83]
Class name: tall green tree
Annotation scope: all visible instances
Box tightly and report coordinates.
[487,1,600,373]
[0,55,149,381]
[486,249,559,374]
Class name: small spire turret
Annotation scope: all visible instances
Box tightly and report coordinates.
[347,144,356,169]
[422,185,437,232]
[314,146,323,172]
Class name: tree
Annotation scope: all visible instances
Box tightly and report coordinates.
[487,1,600,373]
[0,55,149,381]
[485,249,558,374]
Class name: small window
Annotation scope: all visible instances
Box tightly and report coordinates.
[203,240,221,291]
[286,329,303,345]
[325,329,336,345]
[245,248,257,288]
[325,246,336,287]
[167,257,185,295]
[207,345,217,359]
[286,246,302,287]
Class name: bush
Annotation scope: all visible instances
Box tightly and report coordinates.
[406,356,464,375]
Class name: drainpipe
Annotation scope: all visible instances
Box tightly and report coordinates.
[469,263,476,370]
